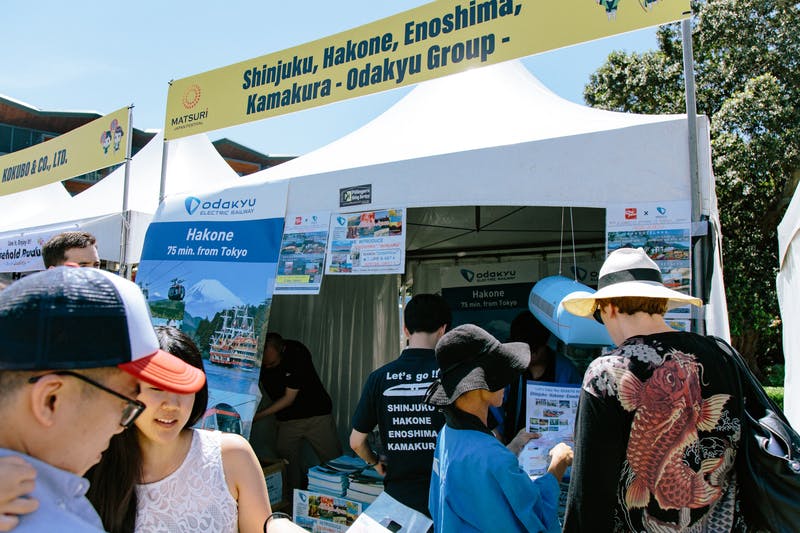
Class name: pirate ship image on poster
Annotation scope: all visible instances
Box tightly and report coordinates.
[209,306,259,369]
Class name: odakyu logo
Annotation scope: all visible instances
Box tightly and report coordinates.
[336,216,346,226]
[571,265,588,281]
[183,195,257,216]
[459,267,517,283]
[657,206,667,215]
[185,197,201,215]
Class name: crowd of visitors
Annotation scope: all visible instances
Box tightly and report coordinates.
[0,244,755,532]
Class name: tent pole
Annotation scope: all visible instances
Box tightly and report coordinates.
[682,19,700,221]
[159,139,169,205]
[118,105,134,278]
[682,18,706,334]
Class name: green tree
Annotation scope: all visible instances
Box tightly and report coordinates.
[584,0,800,371]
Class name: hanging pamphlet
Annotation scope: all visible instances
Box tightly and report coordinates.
[518,381,580,478]
[274,212,330,294]
[606,201,692,319]
[325,208,405,275]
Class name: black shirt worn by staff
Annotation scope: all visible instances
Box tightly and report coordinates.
[259,339,333,422]
[351,348,445,516]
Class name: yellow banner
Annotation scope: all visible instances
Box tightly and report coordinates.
[0,106,130,196]
[164,0,690,139]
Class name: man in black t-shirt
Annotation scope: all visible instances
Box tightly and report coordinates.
[350,294,451,516]
[561,248,745,532]
[255,333,341,493]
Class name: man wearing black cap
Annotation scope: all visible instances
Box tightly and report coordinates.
[0,267,205,532]
[425,324,573,533]
[561,247,744,531]
[349,293,451,516]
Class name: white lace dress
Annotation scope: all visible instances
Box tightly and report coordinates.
[135,429,238,532]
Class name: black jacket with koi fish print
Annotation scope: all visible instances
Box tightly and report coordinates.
[563,331,748,532]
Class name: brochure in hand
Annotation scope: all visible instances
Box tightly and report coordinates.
[517,381,580,479]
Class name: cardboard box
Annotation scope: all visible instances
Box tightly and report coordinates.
[293,489,363,532]
[261,459,286,508]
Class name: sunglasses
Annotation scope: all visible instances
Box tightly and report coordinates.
[29,370,145,428]
[593,304,604,325]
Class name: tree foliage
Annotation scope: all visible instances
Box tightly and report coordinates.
[584,0,800,370]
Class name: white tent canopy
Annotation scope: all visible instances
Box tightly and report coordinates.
[777,182,800,428]
[233,61,730,447]
[0,180,72,227]
[0,132,240,267]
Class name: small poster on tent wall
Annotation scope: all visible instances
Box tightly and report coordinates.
[606,201,692,320]
[325,208,406,275]
[274,212,330,294]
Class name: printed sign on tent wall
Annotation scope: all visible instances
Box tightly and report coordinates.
[325,208,406,275]
[0,229,63,273]
[441,260,539,342]
[606,201,692,323]
[542,258,605,288]
[274,212,330,294]
[136,182,288,438]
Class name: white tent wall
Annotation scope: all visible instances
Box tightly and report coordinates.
[0,132,241,267]
[243,62,729,459]
[777,182,800,429]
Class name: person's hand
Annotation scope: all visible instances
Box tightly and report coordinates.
[0,456,39,531]
[546,442,574,482]
[506,430,540,457]
[373,462,387,477]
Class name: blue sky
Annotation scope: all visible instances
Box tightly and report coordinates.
[3,1,658,156]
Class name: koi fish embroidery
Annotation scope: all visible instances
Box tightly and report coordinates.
[617,351,731,512]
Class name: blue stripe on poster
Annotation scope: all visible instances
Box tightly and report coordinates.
[141,219,284,263]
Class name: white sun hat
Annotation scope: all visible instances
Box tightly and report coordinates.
[561,247,702,317]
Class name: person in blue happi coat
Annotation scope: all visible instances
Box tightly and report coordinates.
[424,324,573,533]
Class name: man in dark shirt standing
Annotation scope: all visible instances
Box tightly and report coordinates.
[255,333,341,494]
[349,294,451,516]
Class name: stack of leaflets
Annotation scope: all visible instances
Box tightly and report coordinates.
[325,455,370,473]
[346,468,384,504]
[307,455,372,498]
[307,464,349,497]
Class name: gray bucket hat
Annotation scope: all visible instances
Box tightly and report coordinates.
[424,324,530,407]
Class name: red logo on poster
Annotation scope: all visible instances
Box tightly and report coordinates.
[295,217,302,225]
[625,208,637,220]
